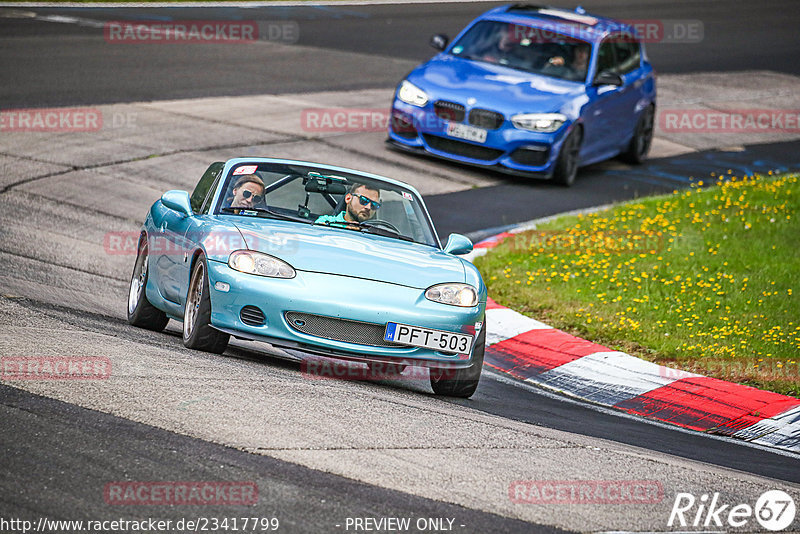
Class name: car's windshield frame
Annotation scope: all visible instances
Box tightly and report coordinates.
[447,19,594,83]
[210,161,441,248]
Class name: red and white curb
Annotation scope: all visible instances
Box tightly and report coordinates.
[466,229,800,454]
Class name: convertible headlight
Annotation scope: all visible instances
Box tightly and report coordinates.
[511,113,567,133]
[425,283,478,307]
[228,250,295,279]
[397,80,429,107]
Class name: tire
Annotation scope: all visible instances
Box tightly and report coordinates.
[429,325,486,398]
[621,105,655,164]
[127,238,169,332]
[552,126,582,187]
[183,254,229,354]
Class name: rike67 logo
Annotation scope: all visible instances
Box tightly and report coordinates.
[668,490,796,531]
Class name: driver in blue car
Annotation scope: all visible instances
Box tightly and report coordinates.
[315,183,381,228]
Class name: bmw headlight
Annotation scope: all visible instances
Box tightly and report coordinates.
[397,80,429,107]
[425,283,478,307]
[511,113,567,133]
[228,250,295,279]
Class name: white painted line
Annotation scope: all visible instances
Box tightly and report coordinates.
[533,351,700,406]
[461,247,488,264]
[485,307,551,347]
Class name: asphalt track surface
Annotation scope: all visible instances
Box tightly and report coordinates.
[2,1,800,532]
[0,0,799,107]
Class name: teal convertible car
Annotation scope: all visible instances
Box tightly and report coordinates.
[127,158,487,397]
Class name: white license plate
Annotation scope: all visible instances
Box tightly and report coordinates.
[446,122,487,143]
[384,322,474,353]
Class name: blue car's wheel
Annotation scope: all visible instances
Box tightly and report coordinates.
[183,254,229,354]
[127,239,169,332]
[622,105,655,164]
[429,324,485,398]
[553,126,582,187]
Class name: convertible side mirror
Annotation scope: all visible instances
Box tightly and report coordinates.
[593,70,623,87]
[430,34,449,51]
[161,190,193,217]
[443,233,473,255]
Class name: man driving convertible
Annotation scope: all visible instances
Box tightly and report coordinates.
[315,183,381,228]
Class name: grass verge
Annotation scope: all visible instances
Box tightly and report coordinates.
[475,172,799,397]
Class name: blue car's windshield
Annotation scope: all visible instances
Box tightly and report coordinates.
[449,20,592,83]
[216,162,439,247]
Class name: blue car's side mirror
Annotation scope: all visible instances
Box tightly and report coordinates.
[444,233,473,255]
[161,190,193,217]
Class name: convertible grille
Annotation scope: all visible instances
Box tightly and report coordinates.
[240,306,266,326]
[433,100,466,122]
[284,312,405,348]
[423,134,505,161]
[468,108,505,130]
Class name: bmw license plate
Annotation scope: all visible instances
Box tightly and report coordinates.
[446,122,487,143]
[384,322,473,353]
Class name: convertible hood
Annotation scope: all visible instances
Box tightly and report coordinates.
[231,219,466,289]
[408,55,583,115]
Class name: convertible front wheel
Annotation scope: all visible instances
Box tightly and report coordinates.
[183,255,229,354]
[429,325,485,398]
[127,239,169,332]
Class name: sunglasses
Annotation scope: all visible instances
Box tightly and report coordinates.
[355,194,381,210]
[241,190,264,203]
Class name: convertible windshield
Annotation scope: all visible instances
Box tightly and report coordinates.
[216,162,439,247]
[449,20,592,82]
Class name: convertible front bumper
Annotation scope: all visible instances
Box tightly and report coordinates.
[205,259,486,367]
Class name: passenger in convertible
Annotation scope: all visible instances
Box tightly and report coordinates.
[315,183,381,228]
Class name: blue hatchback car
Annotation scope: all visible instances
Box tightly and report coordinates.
[387,4,656,186]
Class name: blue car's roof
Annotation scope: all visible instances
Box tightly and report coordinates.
[478,4,640,43]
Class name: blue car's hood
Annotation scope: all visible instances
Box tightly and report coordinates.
[231,219,466,289]
[408,55,584,115]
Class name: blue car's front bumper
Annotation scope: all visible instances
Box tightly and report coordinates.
[387,99,569,178]
[206,260,485,368]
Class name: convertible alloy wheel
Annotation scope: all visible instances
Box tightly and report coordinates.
[183,255,230,354]
[127,239,169,331]
[553,127,582,187]
[622,105,655,164]
[429,324,486,398]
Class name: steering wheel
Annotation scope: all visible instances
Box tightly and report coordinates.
[362,219,401,233]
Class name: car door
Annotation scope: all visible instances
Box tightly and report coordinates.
[580,38,621,162]
[582,34,640,160]
[609,37,646,149]
[153,162,223,305]
[174,164,226,306]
